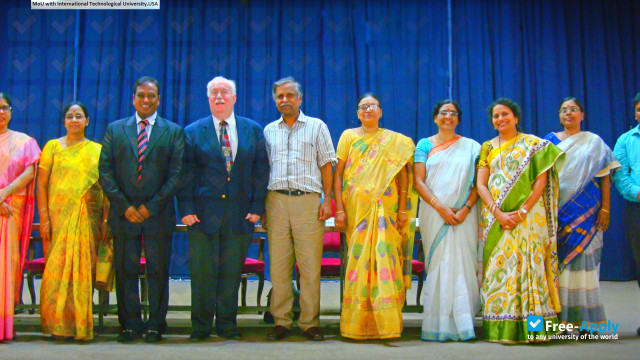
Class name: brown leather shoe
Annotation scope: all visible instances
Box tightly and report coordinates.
[266,325,293,341]
[302,327,325,341]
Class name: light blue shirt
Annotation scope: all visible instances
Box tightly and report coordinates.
[613,123,640,202]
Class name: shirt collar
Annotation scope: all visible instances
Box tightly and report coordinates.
[213,112,235,127]
[276,110,306,125]
[631,123,640,136]
[136,112,157,125]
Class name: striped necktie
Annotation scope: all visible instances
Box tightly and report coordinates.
[219,120,233,173]
[137,119,149,181]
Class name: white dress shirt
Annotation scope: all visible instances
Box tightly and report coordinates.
[213,112,238,161]
[136,111,157,139]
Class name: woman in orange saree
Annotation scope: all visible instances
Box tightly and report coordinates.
[37,102,109,341]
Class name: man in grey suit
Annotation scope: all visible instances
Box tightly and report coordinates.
[99,76,184,343]
[178,76,268,341]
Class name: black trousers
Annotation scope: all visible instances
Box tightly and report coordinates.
[625,201,640,288]
[112,220,173,334]
[188,212,251,337]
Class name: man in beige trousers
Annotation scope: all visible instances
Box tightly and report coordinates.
[263,77,336,341]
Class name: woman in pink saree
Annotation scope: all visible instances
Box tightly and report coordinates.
[0,92,41,341]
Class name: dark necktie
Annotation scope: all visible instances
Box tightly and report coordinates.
[137,119,149,181]
[219,120,233,173]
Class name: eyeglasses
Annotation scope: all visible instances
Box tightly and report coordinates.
[0,106,12,112]
[65,114,86,120]
[559,106,580,114]
[358,104,380,111]
[210,89,231,97]
[439,110,458,117]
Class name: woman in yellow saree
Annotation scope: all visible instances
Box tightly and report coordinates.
[334,93,418,339]
[0,92,40,341]
[36,102,109,340]
[477,98,565,343]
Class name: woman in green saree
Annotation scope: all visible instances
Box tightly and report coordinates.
[477,98,565,343]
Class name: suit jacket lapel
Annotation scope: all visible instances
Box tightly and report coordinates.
[203,115,224,161]
[124,116,139,158]
[146,116,168,155]
[232,117,249,176]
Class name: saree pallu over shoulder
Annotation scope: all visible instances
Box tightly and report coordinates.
[419,137,481,341]
[0,130,40,341]
[479,134,565,343]
[481,134,565,269]
[546,131,620,269]
[340,129,418,339]
[550,131,619,207]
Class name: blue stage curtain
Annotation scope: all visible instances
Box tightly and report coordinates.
[1,0,638,279]
[450,0,640,280]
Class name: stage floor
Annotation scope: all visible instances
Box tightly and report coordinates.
[5,280,640,360]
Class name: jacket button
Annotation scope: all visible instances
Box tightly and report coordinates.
[222,195,226,199]
[227,177,231,181]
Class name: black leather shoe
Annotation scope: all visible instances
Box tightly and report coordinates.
[220,332,242,341]
[116,329,140,343]
[189,332,210,342]
[145,330,162,343]
[266,325,293,341]
[302,327,325,341]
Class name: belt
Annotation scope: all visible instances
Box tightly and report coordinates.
[274,189,315,196]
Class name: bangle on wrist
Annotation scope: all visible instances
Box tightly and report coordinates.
[489,202,497,214]
[336,210,345,214]
[464,204,472,211]
[517,212,524,221]
[430,196,438,207]
[519,207,529,215]
[600,208,609,214]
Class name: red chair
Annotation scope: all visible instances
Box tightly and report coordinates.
[240,237,266,307]
[295,201,344,301]
[295,231,342,291]
[411,238,426,306]
[24,236,45,314]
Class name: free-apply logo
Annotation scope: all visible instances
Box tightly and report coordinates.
[526,315,620,340]
[527,315,544,331]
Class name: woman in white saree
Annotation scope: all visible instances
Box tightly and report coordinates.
[414,100,481,341]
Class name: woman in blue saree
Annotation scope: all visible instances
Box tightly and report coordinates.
[544,97,619,330]
[414,100,481,341]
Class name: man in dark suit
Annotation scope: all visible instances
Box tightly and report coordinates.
[99,76,184,343]
[178,76,268,341]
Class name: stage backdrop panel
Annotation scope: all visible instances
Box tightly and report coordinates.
[1,0,638,280]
